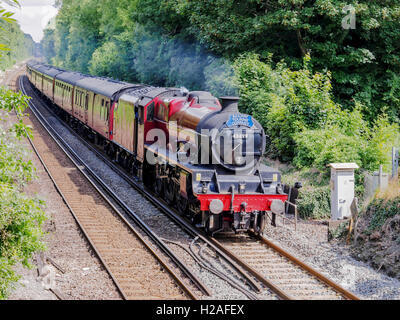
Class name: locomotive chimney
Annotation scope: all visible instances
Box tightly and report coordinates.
[220,96,240,113]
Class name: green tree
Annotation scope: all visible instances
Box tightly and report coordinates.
[0,0,34,70]
[170,0,400,121]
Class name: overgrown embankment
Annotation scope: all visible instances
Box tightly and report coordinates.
[353,182,400,279]
[0,87,47,300]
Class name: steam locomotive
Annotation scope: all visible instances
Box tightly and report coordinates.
[26,60,288,235]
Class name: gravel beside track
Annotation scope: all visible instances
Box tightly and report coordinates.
[264,221,400,300]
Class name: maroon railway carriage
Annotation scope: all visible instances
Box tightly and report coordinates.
[26,60,288,235]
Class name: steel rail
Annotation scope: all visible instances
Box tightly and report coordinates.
[207,236,294,300]
[211,233,360,300]
[255,234,360,300]
[19,76,205,300]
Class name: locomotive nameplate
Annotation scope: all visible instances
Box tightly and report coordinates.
[226,115,254,128]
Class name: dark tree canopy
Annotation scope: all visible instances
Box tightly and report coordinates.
[42,0,400,122]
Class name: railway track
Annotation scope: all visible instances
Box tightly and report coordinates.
[15,73,198,300]
[212,234,359,300]
[18,70,360,300]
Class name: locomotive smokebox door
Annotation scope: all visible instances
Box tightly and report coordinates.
[328,163,359,220]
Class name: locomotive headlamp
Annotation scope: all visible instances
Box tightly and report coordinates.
[270,200,285,215]
[209,199,224,214]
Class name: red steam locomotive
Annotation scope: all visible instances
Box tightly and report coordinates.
[26,60,288,235]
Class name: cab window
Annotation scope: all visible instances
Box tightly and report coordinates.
[147,102,155,121]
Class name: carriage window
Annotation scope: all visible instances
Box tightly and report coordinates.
[147,102,155,121]
[101,99,104,107]
[157,104,168,122]
[105,101,110,120]
[138,107,144,124]
[85,95,89,110]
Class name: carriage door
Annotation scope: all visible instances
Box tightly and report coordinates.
[84,93,89,124]
[105,100,110,139]
[133,105,139,155]
[137,105,145,162]
[91,93,96,128]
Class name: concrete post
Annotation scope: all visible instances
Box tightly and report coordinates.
[392,147,399,179]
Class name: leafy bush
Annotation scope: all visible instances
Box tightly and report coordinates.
[232,53,282,115]
[293,127,363,169]
[0,89,47,300]
[234,53,348,161]
[293,114,400,172]
[296,185,331,220]
[363,114,400,172]
[0,184,46,299]
[89,41,133,81]
[367,197,400,232]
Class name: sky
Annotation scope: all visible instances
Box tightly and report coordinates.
[2,0,59,43]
